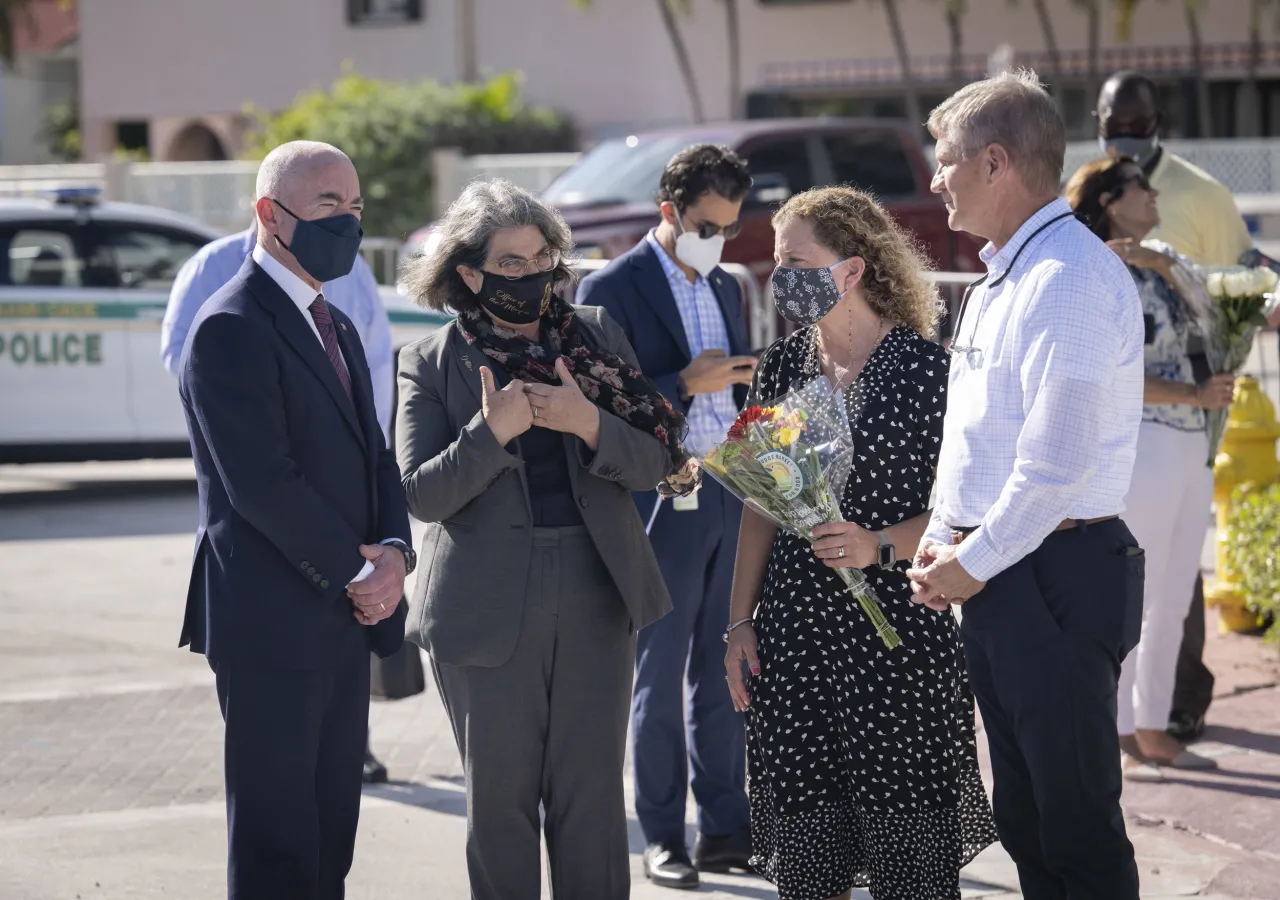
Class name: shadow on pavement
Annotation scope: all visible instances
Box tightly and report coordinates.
[1204,724,1280,756]
[0,493,199,541]
[1159,772,1280,801]
[363,780,468,817]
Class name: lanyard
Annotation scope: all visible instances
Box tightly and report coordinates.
[949,211,1079,364]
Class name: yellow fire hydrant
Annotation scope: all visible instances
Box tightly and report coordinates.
[1206,376,1280,633]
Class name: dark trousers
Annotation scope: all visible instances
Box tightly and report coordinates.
[433,527,634,900]
[214,636,369,900]
[960,520,1143,900]
[632,478,751,844]
[1172,574,1215,721]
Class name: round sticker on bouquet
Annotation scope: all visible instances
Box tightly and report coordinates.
[756,451,805,500]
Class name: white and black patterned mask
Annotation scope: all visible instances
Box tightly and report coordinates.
[770,260,850,326]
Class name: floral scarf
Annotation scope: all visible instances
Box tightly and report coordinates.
[456,297,700,496]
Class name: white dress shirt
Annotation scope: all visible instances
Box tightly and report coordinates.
[252,243,327,346]
[645,231,738,456]
[251,244,389,586]
[925,198,1145,582]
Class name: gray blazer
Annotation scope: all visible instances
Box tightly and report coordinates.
[396,306,674,667]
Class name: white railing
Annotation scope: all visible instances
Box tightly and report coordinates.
[359,237,404,286]
[0,160,259,234]
[124,161,258,234]
[431,149,580,217]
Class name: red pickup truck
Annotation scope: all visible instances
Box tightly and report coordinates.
[405,118,982,338]
[536,118,983,283]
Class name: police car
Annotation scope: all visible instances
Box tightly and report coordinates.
[0,189,443,463]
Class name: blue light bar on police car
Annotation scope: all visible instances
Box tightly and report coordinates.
[0,185,102,204]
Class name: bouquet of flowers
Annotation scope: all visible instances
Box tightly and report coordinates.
[1201,265,1280,464]
[700,376,901,649]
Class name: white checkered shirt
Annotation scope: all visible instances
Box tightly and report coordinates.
[646,231,737,456]
[924,198,1146,582]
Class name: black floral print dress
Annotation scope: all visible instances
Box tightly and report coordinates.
[746,325,997,900]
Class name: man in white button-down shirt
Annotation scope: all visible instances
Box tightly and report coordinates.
[907,71,1146,900]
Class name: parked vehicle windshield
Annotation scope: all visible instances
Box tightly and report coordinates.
[543,135,707,207]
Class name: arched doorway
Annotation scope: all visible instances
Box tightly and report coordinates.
[166,122,228,161]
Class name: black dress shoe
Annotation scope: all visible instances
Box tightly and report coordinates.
[694,827,754,873]
[1168,709,1207,743]
[363,748,388,784]
[643,841,699,890]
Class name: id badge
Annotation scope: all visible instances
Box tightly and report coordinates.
[672,494,700,512]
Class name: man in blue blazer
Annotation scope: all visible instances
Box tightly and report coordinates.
[178,141,412,900]
[577,145,758,890]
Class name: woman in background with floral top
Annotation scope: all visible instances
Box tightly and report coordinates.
[1066,156,1235,782]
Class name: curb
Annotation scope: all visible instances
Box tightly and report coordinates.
[0,478,196,508]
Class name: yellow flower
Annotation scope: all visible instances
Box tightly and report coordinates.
[772,425,801,447]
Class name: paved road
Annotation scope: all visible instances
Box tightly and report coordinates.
[0,470,1274,899]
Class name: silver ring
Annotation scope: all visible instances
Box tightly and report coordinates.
[838,547,846,558]
[533,407,540,418]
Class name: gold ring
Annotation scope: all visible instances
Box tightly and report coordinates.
[838,547,846,558]
[379,602,386,611]
[533,407,540,418]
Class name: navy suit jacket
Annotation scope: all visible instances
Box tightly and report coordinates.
[178,257,410,670]
[576,238,752,414]
[577,238,751,516]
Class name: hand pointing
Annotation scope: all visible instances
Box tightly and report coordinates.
[480,365,533,445]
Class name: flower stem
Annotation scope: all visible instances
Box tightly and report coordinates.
[833,567,902,650]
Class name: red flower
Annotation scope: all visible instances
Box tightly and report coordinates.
[726,406,776,442]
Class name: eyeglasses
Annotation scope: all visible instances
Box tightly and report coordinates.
[491,249,560,280]
[680,214,742,241]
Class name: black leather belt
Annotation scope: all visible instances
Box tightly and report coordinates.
[949,515,1118,546]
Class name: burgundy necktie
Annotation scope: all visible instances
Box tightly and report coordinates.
[308,295,354,404]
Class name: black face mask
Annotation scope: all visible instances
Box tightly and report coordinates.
[271,199,363,283]
[475,270,555,325]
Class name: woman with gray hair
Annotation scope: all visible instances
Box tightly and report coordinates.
[396,179,689,899]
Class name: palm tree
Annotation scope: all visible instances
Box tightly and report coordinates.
[1113,0,1140,42]
[932,0,967,82]
[1071,0,1102,117]
[654,0,706,123]
[1244,0,1278,136]
[569,0,705,123]
[0,0,37,71]
[856,0,923,134]
[1180,0,1214,137]
[721,0,742,118]
[1007,0,1062,103]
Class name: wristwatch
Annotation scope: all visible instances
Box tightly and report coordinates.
[875,530,896,568]
[382,538,417,576]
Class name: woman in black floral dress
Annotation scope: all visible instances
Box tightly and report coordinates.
[722,188,996,900]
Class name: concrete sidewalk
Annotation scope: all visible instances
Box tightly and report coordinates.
[1,469,1278,898]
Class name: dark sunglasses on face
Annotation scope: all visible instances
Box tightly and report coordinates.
[1116,171,1153,194]
[683,214,742,241]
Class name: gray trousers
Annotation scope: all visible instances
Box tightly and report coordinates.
[433,526,635,900]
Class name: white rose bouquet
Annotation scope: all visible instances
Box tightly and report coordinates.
[1201,265,1280,463]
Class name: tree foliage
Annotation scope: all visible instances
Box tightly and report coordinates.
[242,70,576,239]
[1225,481,1280,643]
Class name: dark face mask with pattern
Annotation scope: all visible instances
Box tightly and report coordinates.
[770,259,852,326]
[475,269,555,325]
